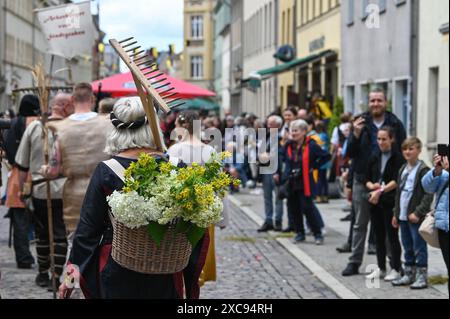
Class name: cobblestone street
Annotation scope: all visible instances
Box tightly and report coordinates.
[0,200,338,299]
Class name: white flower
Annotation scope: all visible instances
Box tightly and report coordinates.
[107,191,163,229]
[187,195,223,229]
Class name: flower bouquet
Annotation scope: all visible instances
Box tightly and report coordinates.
[107,152,239,274]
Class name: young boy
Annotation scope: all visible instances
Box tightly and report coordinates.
[392,137,434,289]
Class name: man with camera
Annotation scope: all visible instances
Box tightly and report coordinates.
[342,87,406,276]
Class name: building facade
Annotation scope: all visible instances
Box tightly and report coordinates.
[183,0,216,91]
[229,0,244,116]
[341,0,418,135]
[213,0,231,115]
[295,0,341,109]
[277,0,296,110]
[416,0,449,161]
[0,0,96,112]
[242,0,278,118]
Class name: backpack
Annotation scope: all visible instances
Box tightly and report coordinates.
[4,117,26,166]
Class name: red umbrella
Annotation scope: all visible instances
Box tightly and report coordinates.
[92,72,216,99]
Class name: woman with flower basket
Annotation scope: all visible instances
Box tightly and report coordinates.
[58,97,233,299]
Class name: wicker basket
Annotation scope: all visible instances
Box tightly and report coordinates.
[111,217,193,274]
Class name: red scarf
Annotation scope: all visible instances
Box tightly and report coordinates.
[287,137,312,197]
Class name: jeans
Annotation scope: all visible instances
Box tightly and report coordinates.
[438,229,449,293]
[370,203,402,272]
[349,178,371,265]
[11,208,34,265]
[399,221,428,268]
[262,174,284,225]
[287,190,321,237]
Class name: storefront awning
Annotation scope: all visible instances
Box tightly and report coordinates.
[171,98,220,112]
[245,49,335,88]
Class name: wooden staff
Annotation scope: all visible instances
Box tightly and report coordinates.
[31,60,57,299]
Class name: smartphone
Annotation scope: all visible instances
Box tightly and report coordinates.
[437,144,449,158]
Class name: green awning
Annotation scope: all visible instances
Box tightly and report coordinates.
[258,50,335,76]
[246,50,335,88]
[172,98,220,111]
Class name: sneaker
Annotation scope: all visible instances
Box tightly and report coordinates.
[257,223,274,233]
[392,266,416,287]
[314,236,324,245]
[410,267,428,290]
[336,243,352,253]
[35,273,50,288]
[293,233,306,243]
[342,263,360,276]
[384,269,401,282]
[282,227,294,233]
[365,268,386,280]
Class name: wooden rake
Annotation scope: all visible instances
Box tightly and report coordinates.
[109,37,185,151]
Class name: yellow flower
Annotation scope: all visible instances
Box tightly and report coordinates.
[220,151,232,161]
[160,162,174,175]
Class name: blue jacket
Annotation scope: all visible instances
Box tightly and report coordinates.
[422,169,449,232]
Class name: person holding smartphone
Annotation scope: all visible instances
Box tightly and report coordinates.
[421,152,449,293]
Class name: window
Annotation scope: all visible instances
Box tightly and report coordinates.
[345,85,355,113]
[361,0,369,19]
[428,68,439,143]
[347,0,354,25]
[360,84,370,111]
[191,56,203,79]
[379,0,387,13]
[191,16,203,39]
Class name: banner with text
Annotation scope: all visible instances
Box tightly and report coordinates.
[36,1,96,59]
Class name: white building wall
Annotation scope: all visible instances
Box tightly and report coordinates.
[416,0,449,163]
[243,0,277,118]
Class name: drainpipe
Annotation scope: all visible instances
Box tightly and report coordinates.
[274,0,279,112]
[409,0,419,136]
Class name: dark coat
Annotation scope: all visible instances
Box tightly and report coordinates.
[365,149,405,208]
[347,111,406,182]
[280,139,331,197]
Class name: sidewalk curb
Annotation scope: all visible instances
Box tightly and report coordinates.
[227,194,360,300]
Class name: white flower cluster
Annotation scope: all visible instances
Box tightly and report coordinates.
[187,195,223,229]
[107,171,223,229]
[107,191,162,229]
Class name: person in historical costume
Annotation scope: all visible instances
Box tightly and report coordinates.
[15,93,73,287]
[58,97,210,299]
[44,83,113,235]
[168,111,226,290]
[3,95,41,268]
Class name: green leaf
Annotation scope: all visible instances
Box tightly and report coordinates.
[175,219,190,234]
[186,225,207,248]
[147,222,168,247]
